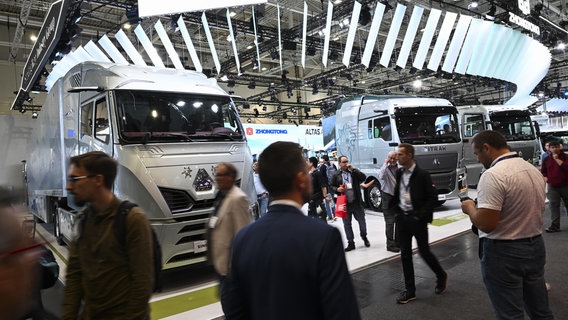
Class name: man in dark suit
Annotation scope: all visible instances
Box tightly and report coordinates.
[224,141,361,320]
[329,156,370,251]
[394,143,447,304]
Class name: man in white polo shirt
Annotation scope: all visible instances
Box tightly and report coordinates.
[461,130,553,320]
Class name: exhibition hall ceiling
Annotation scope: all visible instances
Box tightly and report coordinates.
[0,0,568,118]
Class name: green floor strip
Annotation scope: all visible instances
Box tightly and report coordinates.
[431,212,469,227]
[150,286,219,319]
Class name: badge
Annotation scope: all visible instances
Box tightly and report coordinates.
[345,183,353,189]
[208,216,218,228]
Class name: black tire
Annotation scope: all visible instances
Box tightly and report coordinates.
[365,181,383,212]
[436,200,446,207]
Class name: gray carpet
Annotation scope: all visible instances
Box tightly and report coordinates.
[353,206,568,320]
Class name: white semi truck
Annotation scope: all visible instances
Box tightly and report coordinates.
[457,105,541,187]
[25,62,257,269]
[334,95,468,211]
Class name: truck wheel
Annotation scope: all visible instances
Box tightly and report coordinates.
[365,181,383,212]
[53,211,65,246]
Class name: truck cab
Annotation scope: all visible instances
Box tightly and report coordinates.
[335,95,467,211]
[458,105,540,187]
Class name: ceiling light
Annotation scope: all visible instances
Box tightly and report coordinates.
[468,1,479,10]
[123,23,132,29]
[32,112,38,119]
[30,35,37,42]
[229,11,237,17]
[413,80,422,88]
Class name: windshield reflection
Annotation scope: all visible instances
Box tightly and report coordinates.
[115,90,244,144]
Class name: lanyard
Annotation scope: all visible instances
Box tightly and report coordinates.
[490,153,519,168]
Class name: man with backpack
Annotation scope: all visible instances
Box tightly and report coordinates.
[63,151,154,320]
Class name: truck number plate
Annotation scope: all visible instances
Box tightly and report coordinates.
[194,240,207,253]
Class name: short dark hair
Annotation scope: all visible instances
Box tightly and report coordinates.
[338,155,347,163]
[322,154,329,162]
[218,162,238,180]
[471,130,508,150]
[398,143,414,158]
[258,142,305,196]
[308,157,318,168]
[549,140,561,147]
[69,151,117,190]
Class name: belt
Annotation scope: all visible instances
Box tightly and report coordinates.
[486,234,541,243]
[257,193,267,197]
[401,209,415,216]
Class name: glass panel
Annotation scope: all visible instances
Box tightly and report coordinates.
[373,117,392,141]
[94,98,110,144]
[463,114,485,137]
[80,102,93,138]
[395,107,461,144]
[491,111,535,141]
[115,90,244,144]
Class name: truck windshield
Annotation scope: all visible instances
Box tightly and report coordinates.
[491,111,535,141]
[395,107,461,144]
[115,90,244,144]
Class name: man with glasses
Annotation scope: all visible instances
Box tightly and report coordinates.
[330,156,370,251]
[63,151,154,320]
[378,151,400,252]
[207,163,251,313]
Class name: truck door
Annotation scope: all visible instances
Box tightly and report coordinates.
[79,95,112,155]
[370,116,393,164]
[461,113,485,165]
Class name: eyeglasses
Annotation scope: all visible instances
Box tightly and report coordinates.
[67,175,96,183]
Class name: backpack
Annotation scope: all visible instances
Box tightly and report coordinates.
[39,245,59,289]
[114,201,163,293]
[325,162,338,184]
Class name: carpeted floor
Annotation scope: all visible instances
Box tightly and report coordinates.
[353,206,568,320]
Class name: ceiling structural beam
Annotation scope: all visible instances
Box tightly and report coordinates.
[9,0,32,62]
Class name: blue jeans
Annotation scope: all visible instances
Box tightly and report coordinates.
[257,195,269,218]
[482,236,553,320]
[324,198,335,219]
[342,202,367,245]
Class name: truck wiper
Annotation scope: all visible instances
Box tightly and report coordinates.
[209,132,236,141]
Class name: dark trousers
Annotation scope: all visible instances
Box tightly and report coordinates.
[308,198,326,222]
[343,202,367,245]
[397,214,446,293]
[381,192,398,249]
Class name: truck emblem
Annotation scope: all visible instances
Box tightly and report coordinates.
[433,158,441,166]
[194,168,213,191]
[182,166,192,178]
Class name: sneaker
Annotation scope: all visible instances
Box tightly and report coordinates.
[435,273,448,295]
[545,226,560,233]
[396,291,416,304]
[344,243,356,252]
[362,237,370,247]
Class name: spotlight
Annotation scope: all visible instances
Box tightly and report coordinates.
[248,81,256,89]
[32,112,38,119]
[247,117,252,123]
[307,46,316,56]
[283,112,288,119]
[468,1,479,10]
[19,107,26,114]
[262,106,267,112]
[254,109,259,117]
[312,83,319,95]
[228,79,236,87]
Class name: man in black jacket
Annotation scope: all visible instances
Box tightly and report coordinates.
[330,156,370,251]
[394,143,447,304]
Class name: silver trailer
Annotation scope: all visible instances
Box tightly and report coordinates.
[458,105,541,187]
[334,95,468,211]
[26,62,257,269]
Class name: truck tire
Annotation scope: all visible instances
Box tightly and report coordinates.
[364,180,383,212]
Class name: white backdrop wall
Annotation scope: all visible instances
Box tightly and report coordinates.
[243,123,324,158]
[0,115,35,192]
